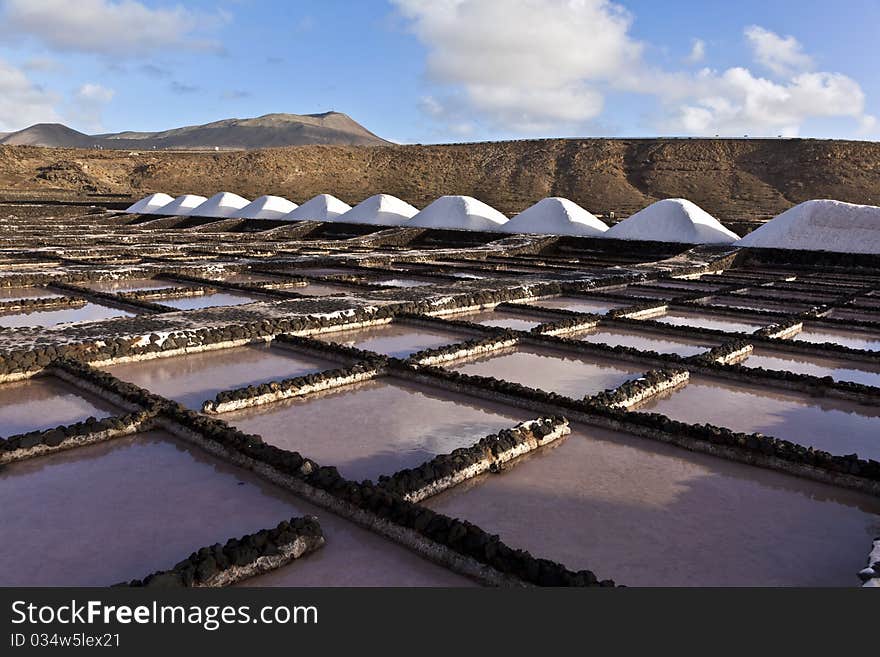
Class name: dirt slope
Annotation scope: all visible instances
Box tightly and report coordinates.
[1,137,878,222]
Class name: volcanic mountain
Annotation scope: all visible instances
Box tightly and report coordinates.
[0,112,389,149]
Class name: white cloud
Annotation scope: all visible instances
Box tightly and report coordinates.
[75,83,114,104]
[745,25,812,77]
[393,0,641,132]
[395,1,874,138]
[0,0,227,56]
[67,82,115,132]
[0,58,60,131]
[651,67,869,137]
[685,39,705,64]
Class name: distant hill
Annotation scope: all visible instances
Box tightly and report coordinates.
[0,112,390,149]
[0,123,100,148]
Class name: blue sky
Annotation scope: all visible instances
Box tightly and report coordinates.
[0,0,877,143]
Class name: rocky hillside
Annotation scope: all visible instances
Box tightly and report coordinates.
[1,137,878,222]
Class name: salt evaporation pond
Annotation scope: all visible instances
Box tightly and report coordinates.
[573,326,716,357]
[159,292,263,310]
[0,376,121,437]
[0,432,309,586]
[0,302,135,328]
[448,308,543,331]
[524,296,627,315]
[424,424,880,586]
[0,286,62,301]
[295,282,355,297]
[608,286,677,300]
[700,295,811,314]
[103,344,335,410]
[315,323,464,358]
[448,345,644,398]
[635,375,880,459]
[224,378,530,482]
[84,278,185,293]
[648,309,767,333]
[825,308,880,323]
[792,325,880,351]
[735,288,838,304]
[739,348,880,388]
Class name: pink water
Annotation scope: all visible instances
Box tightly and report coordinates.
[449,345,644,398]
[701,296,810,314]
[84,278,182,292]
[650,310,767,334]
[0,286,62,301]
[446,309,542,331]
[160,292,262,310]
[636,374,880,459]
[295,283,355,297]
[0,432,332,585]
[524,296,626,315]
[0,376,121,437]
[104,343,336,410]
[741,348,880,388]
[826,308,880,323]
[223,378,531,481]
[574,326,716,357]
[793,326,880,351]
[425,423,880,586]
[0,303,135,328]
[316,323,465,358]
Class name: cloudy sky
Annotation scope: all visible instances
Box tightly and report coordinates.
[1,0,877,142]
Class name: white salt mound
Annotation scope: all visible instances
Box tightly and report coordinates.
[281,194,351,221]
[604,198,739,244]
[236,195,298,220]
[124,192,174,214]
[407,195,508,232]
[501,197,608,236]
[336,194,418,226]
[735,199,880,254]
[186,192,251,217]
[158,194,208,216]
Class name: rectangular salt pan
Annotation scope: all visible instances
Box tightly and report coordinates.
[793,326,880,352]
[315,323,465,358]
[0,303,135,328]
[448,345,645,398]
[573,326,716,357]
[103,343,337,410]
[0,376,122,437]
[0,432,304,586]
[447,309,543,331]
[223,378,531,482]
[648,310,767,334]
[159,292,263,310]
[740,348,880,388]
[83,278,184,293]
[0,286,62,301]
[635,374,880,460]
[524,296,626,315]
[424,424,880,586]
[295,283,356,297]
